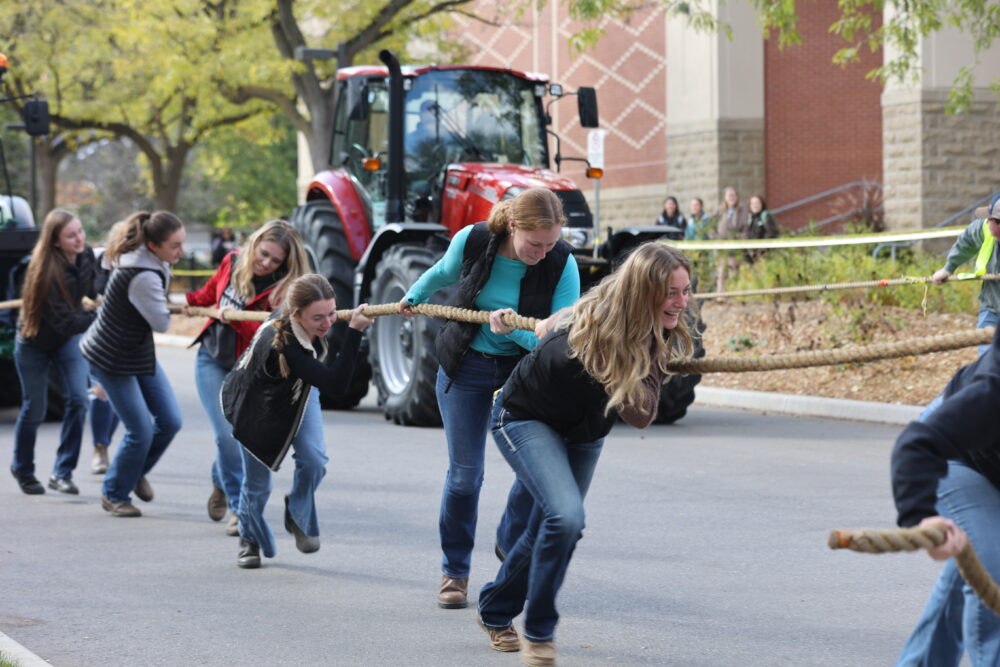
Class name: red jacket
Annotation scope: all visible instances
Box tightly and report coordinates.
[186,251,276,359]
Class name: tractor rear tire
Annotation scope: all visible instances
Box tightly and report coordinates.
[290,201,371,409]
[655,295,707,425]
[369,243,451,426]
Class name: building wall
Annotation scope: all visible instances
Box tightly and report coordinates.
[763,3,883,230]
[449,3,669,228]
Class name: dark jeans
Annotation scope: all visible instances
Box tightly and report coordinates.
[12,335,89,479]
[436,353,532,578]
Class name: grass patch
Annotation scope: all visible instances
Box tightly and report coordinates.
[0,650,22,667]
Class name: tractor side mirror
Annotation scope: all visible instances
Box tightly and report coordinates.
[577,87,599,128]
[23,100,49,137]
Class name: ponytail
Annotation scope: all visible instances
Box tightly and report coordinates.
[104,210,183,265]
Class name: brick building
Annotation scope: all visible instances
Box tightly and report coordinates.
[446,1,1000,231]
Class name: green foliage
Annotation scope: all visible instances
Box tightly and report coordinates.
[726,334,762,352]
[182,114,297,227]
[724,241,979,317]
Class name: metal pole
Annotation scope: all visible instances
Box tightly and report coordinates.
[592,178,600,259]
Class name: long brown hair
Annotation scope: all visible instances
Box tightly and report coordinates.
[562,243,695,415]
[104,210,183,265]
[271,273,336,378]
[230,220,308,306]
[486,188,566,235]
[19,209,79,338]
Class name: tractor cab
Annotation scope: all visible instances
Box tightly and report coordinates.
[332,64,593,234]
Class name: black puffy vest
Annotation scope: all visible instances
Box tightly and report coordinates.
[81,267,162,376]
[434,222,572,378]
[500,327,616,444]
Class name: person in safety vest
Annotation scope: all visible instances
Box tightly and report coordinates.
[932,192,1000,355]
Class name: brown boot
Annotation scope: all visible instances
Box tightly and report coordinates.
[520,637,556,666]
[90,444,109,474]
[477,614,520,652]
[207,485,227,522]
[437,574,469,609]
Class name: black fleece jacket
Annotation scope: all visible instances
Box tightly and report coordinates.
[891,327,1000,527]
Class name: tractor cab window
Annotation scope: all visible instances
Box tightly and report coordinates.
[334,78,390,227]
[403,69,546,221]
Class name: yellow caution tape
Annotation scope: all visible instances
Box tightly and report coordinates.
[659,225,965,251]
[172,269,216,277]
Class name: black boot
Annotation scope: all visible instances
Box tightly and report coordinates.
[237,538,261,569]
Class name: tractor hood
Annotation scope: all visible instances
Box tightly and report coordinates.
[440,163,593,231]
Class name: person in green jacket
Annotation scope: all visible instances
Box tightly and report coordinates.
[932,193,1000,355]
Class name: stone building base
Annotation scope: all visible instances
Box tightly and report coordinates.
[882,88,1000,231]
[666,119,766,213]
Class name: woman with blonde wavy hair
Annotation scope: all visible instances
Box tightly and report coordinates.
[185,219,308,535]
[476,242,694,665]
[399,187,581,609]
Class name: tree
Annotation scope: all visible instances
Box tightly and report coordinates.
[226,0,482,174]
[0,0,276,214]
[566,0,1000,113]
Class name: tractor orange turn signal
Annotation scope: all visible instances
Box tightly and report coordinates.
[586,167,603,179]
[362,157,382,171]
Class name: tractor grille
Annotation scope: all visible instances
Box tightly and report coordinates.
[554,190,593,229]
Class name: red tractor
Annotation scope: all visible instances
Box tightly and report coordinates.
[291,50,703,426]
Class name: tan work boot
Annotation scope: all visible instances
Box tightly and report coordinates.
[477,614,520,652]
[520,637,556,666]
[437,574,469,609]
[90,444,109,474]
[225,512,239,536]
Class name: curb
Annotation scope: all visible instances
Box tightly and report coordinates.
[694,386,922,426]
[0,631,51,666]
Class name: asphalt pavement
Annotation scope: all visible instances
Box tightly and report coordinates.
[1,344,947,666]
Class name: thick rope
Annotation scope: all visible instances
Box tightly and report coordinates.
[697,273,1000,300]
[170,303,539,332]
[669,327,993,374]
[828,526,1000,617]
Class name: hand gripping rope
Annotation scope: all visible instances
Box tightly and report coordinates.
[829,526,1000,617]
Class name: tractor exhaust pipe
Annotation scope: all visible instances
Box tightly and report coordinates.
[379,50,405,223]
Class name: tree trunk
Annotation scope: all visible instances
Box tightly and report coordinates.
[33,136,70,221]
[153,143,191,212]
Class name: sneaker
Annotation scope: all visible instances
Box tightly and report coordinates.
[207,485,226,522]
[134,476,153,502]
[47,475,79,495]
[438,574,469,609]
[90,444,109,474]
[11,467,45,495]
[520,637,555,666]
[284,495,319,553]
[101,495,141,517]
[477,615,520,652]
[237,538,261,569]
[225,512,240,537]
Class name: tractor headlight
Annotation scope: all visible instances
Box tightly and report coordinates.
[502,186,527,201]
[560,227,592,248]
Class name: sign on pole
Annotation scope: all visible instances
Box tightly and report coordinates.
[587,129,606,169]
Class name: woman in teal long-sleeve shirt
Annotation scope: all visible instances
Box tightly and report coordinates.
[399,188,580,612]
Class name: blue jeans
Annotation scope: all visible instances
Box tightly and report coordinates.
[92,363,182,503]
[479,397,604,642]
[195,346,243,513]
[12,335,89,479]
[895,460,1000,666]
[976,307,997,356]
[89,380,119,447]
[238,388,326,558]
[436,354,532,578]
